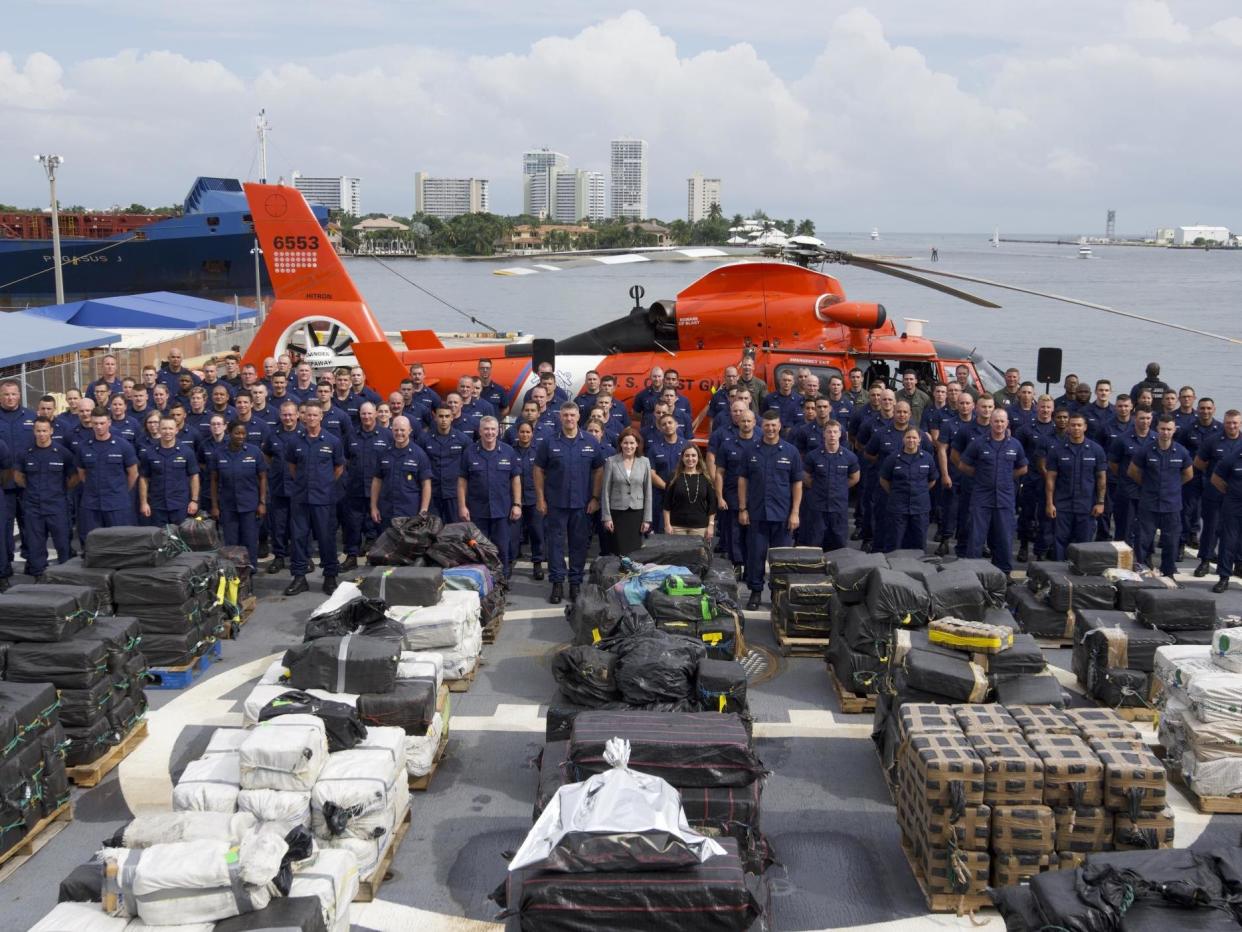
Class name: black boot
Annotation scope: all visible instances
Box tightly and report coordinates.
[569,583,580,602]
[341,555,358,572]
[322,575,338,595]
[549,582,564,604]
[746,591,761,611]
[0,577,9,593]
[1213,579,1230,594]
[283,575,309,597]
[266,557,286,575]
[1194,560,1212,578]
[257,542,271,559]
[1016,543,1029,564]
[532,561,544,581]
[1188,533,1200,549]
[935,538,950,557]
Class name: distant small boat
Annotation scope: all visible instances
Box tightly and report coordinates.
[991,228,1000,248]
[1078,245,1092,259]
[870,227,879,240]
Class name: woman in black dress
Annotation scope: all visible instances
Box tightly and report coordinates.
[662,445,717,539]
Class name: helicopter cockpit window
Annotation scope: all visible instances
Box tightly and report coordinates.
[972,357,1007,394]
[861,360,937,392]
[773,363,843,398]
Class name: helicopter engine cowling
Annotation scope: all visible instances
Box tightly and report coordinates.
[815,296,886,330]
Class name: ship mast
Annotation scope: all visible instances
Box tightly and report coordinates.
[256,109,271,184]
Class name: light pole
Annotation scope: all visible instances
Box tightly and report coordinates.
[251,242,264,323]
[35,154,65,304]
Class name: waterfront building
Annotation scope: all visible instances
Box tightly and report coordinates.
[522,148,569,219]
[610,138,648,220]
[413,173,490,220]
[687,173,722,222]
[1174,225,1231,246]
[291,173,361,216]
[553,170,606,223]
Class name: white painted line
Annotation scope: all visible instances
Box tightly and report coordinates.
[504,607,566,620]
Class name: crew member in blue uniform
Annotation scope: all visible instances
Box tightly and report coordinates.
[503,401,553,448]
[406,364,441,413]
[315,381,353,444]
[947,394,994,557]
[86,355,123,399]
[646,414,687,534]
[211,421,268,572]
[1193,409,1242,578]
[262,400,303,575]
[331,368,360,426]
[737,410,803,609]
[341,401,392,570]
[1108,407,1154,547]
[707,366,740,426]
[370,415,432,529]
[107,394,140,446]
[138,415,200,526]
[285,401,345,597]
[763,370,803,431]
[849,383,885,542]
[1212,425,1242,593]
[879,427,941,553]
[1045,412,1108,559]
[1016,395,1058,561]
[959,408,1028,574]
[53,390,83,444]
[0,382,35,576]
[534,402,604,604]
[713,409,759,576]
[1128,414,1193,577]
[14,416,77,579]
[866,399,929,552]
[630,365,664,420]
[458,416,521,578]
[1177,396,1220,555]
[803,420,860,551]
[509,420,544,579]
[575,371,604,421]
[475,359,508,416]
[418,405,470,524]
[76,406,139,545]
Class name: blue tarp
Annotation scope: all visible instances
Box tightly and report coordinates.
[0,315,119,368]
[23,291,255,330]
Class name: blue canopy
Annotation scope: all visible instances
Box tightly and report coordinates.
[0,315,119,367]
[23,291,255,330]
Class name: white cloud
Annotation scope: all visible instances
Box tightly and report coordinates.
[1,7,1240,230]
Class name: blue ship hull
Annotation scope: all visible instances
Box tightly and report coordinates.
[0,177,328,303]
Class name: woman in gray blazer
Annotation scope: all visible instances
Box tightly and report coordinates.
[600,428,652,555]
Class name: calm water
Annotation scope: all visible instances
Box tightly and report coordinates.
[342,234,1242,404]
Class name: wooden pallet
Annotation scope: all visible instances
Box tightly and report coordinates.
[354,808,412,902]
[66,719,149,788]
[829,666,877,715]
[446,662,477,693]
[1170,768,1242,814]
[1110,705,1158,723]
[0,802,72,881]
[222,595,259,639]
[147,641,221,690]
[409,686,451,792]
[481,611,505,645]
[899,835,992,915]
[771,614,830,658]
[1034,637,1075,650]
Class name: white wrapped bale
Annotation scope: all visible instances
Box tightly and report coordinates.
[406,711,445,778]
[172,753,240,813]
[323,791,407,877]
[398,651,443,692]
[242,682,358,727]
[258,659,290,685]
[236,787,312,835]
[441,623,483,680]
[1188,672,1242,725]
[289,848,359,932]
[311,727,407,842]
[30,902,130,931]
[203,728,249,755]
[1154,644,1216,702]
[1212,627,1242,673]
[388,604,467,650]
[118,812,257,848]
[1182,750,1242,798]
[239,716,328,792]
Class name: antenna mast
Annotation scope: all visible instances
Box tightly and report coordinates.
[256,109,271,183]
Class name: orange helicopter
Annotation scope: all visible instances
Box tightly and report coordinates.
[240,182,1241,426]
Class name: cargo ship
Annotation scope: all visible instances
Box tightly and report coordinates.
[0,176,329,303]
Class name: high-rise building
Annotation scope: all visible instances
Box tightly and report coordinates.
[610,138,648,220]
[552,170,606,223]
[522,148,569,219]
[290,172,362,216]
[413,172,490,220]
[687,172,722,223]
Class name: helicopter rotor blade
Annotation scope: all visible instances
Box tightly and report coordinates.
[843,256,1002,309]
[859,258,1242,345]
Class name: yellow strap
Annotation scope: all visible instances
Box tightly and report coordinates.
[702,632,723,644]
[215,576,226,603]
[591,628,601,643]
[718,695,727,713]
[227,578,240,605]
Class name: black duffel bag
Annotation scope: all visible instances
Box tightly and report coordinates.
[257,689,367,751]
[645,589,718,624]
[425,521,502,573]
[283,634,400,694]
[84,526,182,569]
[390,513,443,556]
[612,629,706,704]
[177,515,222,551]
[552,646,620,707]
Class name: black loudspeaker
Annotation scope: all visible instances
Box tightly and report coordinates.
[1036,347,1062,385]
[532,338,556,373]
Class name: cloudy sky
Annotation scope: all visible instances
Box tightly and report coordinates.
[2,1,1239,232]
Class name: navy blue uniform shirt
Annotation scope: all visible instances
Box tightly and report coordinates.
[534,431,605,510]
[742,439,803,521]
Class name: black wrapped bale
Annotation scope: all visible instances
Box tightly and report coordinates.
[167,551,222,591]
[1169,627,1217,646]
[0,589,89,642]
[924,568,988,621]
[303,597,402,643]
[824,549,888,604]
[1133,588,1217,631]
[283,635,400,694]
[645,589,719,624]
[902,646,988,702]
[57,678,113,729]
[767,546,828,588]
[132,627,203,666]
[426,521,503,572]
[865,567,931,628]
[113,562,202,607]
[1080,615,1174,674]
[107,695,141,735]
[1046,574,1117,613]
[832,647,885,697]
[1114,575,1177,611]
[784,576,835,605]
[771,590,834,638]
[212,896,329,932]
[501,836,764,932]
[357,680,438,736]
[7,637,109,689]
[358,566,444,606]
[1025,560,1072,592]
[630,534,713,576]
[256,689,367,752]
[993,674,1066,707]
[128,596,202,636]
[568,711,763,787]
[42,558,114,608]
[552,646,620,707]
[62,718,117,767]
[836,603,889,658]
[84,526,180,569]
[696,613,740,661]
[588,555,627,589]
[177,515,222,551]
[390,513,444,557]
[0,683,60,750]
[9,583,105,619]
[1008,586,1073,640]
[703,560,740,606]
[566,584,633,646]
[886,557,938,584]
[946,558,1008,606]
[987,634,1046,677]
[655,619,697,640]
[1087,667,1149,708]
[696,659,748,714]
[1067,540,1133,575]
[984,606,1019,631]
[612,630,706,704]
